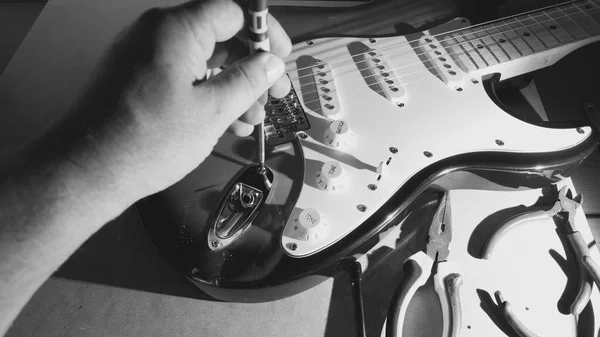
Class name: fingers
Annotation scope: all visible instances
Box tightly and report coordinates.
[206,13,292,98]
[207,14,292,69]
[266,14,292,58]
[227,101,266,136]
[173,0,244,61]
[199,51,284,129]
[269,74,291,98]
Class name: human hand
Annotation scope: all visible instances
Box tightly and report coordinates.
[58,0,292,203]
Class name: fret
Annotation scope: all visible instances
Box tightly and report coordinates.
[471,25,511,62]
[505,17,546,53]
[491,20,533,57]
[536,10,576,44]
[522,14,562,48]
[481,24,521,61]
[545,7,586,41]
[441,33,480,72]
[558,3,600,35]
[509,16,549,52]
[574,2,600,29]
[459,29,499,66]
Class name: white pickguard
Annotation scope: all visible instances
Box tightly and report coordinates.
[279,30,594,258]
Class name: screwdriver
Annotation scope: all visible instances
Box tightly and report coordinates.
[246,0,270,180]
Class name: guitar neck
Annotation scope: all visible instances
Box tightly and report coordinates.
[441,0,600,80]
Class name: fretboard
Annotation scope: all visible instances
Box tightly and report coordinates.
[441,0,600,73]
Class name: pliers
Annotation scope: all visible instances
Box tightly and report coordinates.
[481,185,600,316]
[386,192,464,337]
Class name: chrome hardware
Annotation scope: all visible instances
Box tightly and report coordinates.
[208,165,274,251]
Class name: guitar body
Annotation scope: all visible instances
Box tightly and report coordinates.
[137,3,600,302]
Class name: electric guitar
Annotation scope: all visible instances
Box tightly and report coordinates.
[136,0,600,302]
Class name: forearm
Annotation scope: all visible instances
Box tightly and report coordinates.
[0,122,133,335]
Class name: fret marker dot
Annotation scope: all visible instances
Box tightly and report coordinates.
[477,44,483,49]
[499,38,506,43]
[550,25,557,30]
[524,32,530,37]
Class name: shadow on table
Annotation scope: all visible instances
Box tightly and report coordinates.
[53,206,213,301]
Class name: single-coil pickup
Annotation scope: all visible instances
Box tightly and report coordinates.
[312,60,342,119]
[419,35,465,89]
[364,51,405,105]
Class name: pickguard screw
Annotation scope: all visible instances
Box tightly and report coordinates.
[424,151,433,158]
[369,38,376,43]
[368,184,377,191]
[210,240,219,248]
[307,40,314,46]
[191,268,200,275]
[472,79,479,84]
[577,127,585,134]
[397,103,405,107]
[456,87,463,92]
[389,147,398,154]
[357,204,367,212]
[298,132,308,139]
[287,243,298,251]
[496,139,505,146]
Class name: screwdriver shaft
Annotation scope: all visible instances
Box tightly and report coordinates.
[247,0,270,173]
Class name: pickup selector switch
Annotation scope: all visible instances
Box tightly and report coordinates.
[295,208,327,241]
[324,120,353,148]
[316,161,346,192]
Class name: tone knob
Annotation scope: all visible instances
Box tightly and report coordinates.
[316,161,346,192]
[295,208,326,241]
[324,120,353,148]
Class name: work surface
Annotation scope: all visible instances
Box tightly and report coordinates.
[2,0,600,336]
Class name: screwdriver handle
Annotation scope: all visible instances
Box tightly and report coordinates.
[566,231,593,316]
[386,251,432,337]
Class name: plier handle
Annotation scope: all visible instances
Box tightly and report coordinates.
[481,185,600,317]
[386,192,463,337]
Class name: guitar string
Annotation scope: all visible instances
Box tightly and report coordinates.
[287,10,600,100]
[294,18,600,113]
[284,1,599,85]
[287,10,600,105]
[286,4,600,93]
[284,0,599,79]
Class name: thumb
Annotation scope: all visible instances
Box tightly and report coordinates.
[202,51,285,125]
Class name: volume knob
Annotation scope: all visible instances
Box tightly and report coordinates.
[316,161,346,192]
[324,120,353,148]
[295,208,326,241]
